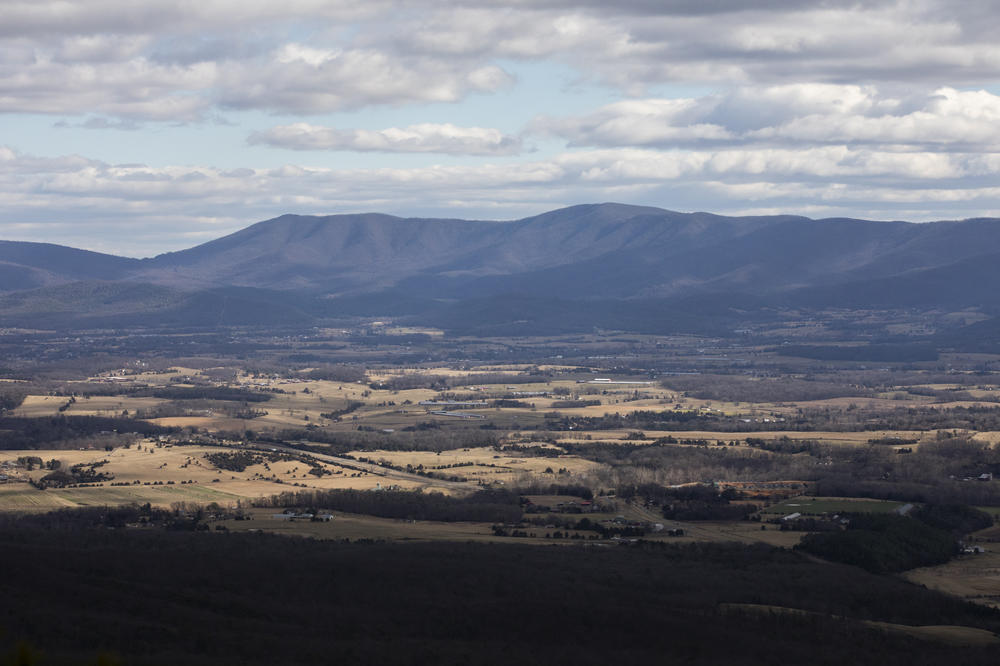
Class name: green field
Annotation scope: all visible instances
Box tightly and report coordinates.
[762,497,908,516]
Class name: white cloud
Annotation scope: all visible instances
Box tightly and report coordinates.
[249,122,522,155]
[535,85,1000,152]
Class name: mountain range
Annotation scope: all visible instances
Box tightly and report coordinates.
[2,203,999,336]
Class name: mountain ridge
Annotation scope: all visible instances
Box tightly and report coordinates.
[2,203,999,333]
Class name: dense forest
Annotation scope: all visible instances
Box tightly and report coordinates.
[1,526,999,665]
[797,505,994,573]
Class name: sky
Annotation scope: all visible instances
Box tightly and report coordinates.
[4,0,1000,256]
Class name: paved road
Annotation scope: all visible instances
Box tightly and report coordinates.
[247,442,476,492]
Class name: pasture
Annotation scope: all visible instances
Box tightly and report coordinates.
[0,443,436,511]
[761,496,908,516]
[345,446,603,484]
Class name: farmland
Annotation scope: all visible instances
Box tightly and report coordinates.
[0,328,1000,663]
[4,339,1000,523]
[3,328,1000,664]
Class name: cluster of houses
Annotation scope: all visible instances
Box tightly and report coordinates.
[0,459,23,483]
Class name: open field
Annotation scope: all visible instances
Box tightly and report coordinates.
[0,485,77,511]
[661,519,805,547]
[10,363,1000,445]
[3,354,1000,563]
[212,507,805,548]
[0,479,243,510]
[221,509,518,543]
[905,547,1000,610]
[13,395,168,418]
[761,496,909,516]
[971,432,1000,445]
[0,444,443,510]
[345,446,603,484]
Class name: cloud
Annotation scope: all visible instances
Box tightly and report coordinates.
[54,117,142,130]
[386,2,1000,90]
[0,1,390,38]
[2,2,1000,120]
[0,37,514,119]
[3,0,1000,251]
[0,4,515,119]
[216,48,513,114]
[0,45,216,119]
[248,122,522,155]
[534,85,1000,152]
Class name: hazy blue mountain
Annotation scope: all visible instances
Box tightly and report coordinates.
[2,203,999,332]
[135,204,799,292]
[138,212,506,291]
[0,241,139,291]
[0,281,315,328]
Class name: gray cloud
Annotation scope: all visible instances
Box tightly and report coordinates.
[0,1,390,38]
[2,2,999,120]
[54,117,142,130]
[216,47,513,114]
[2,0,1000,252]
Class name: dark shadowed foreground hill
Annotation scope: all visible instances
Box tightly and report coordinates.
[2,203,1000,332]
[2,525,999,665]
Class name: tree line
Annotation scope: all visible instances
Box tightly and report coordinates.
[0,415,173,450]
[253,487,524,523]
